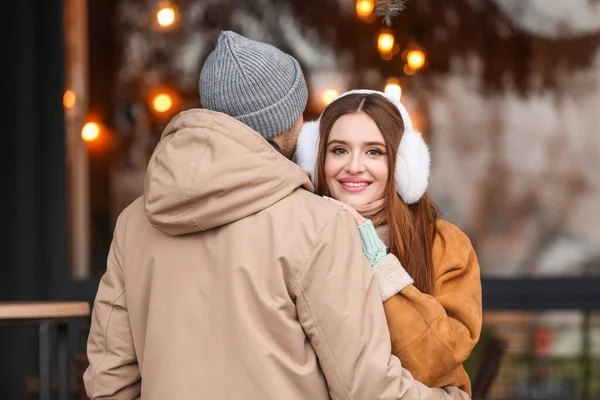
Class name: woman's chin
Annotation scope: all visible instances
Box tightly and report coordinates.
[330,185,382,207]
[336,194,369,207]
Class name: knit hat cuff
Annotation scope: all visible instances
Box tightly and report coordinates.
[235,57,308,140]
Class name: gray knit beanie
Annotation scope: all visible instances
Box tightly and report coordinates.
[199,31,308,140]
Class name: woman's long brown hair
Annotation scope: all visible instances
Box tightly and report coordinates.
[315,93,440,295]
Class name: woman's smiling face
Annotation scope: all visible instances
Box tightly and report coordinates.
[324,112,389,206]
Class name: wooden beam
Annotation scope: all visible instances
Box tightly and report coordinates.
[0,302,90,320]
[63,0,91,279]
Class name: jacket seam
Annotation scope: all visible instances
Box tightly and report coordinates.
[429,313,473,361]
[294,210,345,287]
[296,288,351,400]
[90,204,133,396]
[145,136,172,218]
[396,300,444,351]
[398,310,464,363]
[294,210,352,400]
[91,290,126,397]
[188,118,212,232]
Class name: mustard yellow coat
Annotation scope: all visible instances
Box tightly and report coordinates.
[383,220,482,396]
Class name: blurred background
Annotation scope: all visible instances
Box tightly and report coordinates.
[2,0,600,398]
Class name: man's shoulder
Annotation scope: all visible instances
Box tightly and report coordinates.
[113,196,145,232]
[277,189,345,223]
[260,189,352,247]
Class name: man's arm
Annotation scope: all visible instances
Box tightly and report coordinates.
[294,210,469,400]
[83,208,141,399]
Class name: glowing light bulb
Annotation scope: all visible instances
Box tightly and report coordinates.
[356,0,375,19]
[384,81,402,101]
[152,93,173,113]
[378,33,395,54]
[407,50,426,70]
[322,89,339,106]
[81,122,101,142]
[157,6,176,27]
[63,90,76,109]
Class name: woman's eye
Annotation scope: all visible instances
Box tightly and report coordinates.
[366,149,383,156]
[331,147,348,155]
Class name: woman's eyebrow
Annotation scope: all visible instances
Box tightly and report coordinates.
[327,139,385,147]
[363,141,386,147]
[327,139,348,145]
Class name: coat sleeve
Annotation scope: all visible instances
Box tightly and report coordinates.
[383,222,482,390]
[83,207,141,400]
[294,210,470,400]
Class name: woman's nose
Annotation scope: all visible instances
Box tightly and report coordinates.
[345,154,365,174]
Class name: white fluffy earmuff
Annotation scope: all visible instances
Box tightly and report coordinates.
[295,89,430,204]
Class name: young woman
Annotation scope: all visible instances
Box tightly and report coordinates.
[295,90,482,395]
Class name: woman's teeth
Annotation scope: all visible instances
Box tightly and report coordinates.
[342,182,369,187]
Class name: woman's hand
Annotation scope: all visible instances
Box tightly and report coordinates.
[324,197,366,226]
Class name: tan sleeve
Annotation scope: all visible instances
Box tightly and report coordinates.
[83,208,141,399]
[383,223,482,389]
[294,210,470,400]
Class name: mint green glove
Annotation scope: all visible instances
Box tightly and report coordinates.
[358,220,388,267]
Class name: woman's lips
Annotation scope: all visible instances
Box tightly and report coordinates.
[338,179,372,193]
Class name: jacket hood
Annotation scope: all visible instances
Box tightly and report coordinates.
[144,109,313,236]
